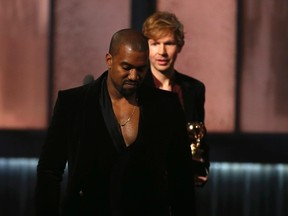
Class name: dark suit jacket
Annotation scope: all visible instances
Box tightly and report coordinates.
[143,70,210,175]
[35,71,195,216]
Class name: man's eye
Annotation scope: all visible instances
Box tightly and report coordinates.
[123,66,131,71]
[165,42,176,46]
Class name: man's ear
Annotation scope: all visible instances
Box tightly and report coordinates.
[106,53,112,69]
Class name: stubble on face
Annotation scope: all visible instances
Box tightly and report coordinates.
[148,35,180,76]
[108,46,148,99]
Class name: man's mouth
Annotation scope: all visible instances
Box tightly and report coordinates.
[157,59,169,65]
[124,81,138,87]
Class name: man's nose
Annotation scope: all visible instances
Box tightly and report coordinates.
[128,69,140,80]
[158,44,167,55]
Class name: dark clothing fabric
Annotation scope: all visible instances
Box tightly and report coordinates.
[143,69,210,176]
[152,75,184,108]
[35,71,195,216]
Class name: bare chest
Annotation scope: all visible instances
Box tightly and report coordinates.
[113,104,140,147]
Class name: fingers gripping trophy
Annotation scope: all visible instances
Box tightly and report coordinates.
[187,122,206,162]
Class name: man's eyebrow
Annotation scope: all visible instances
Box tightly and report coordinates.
[120,61,147,69]
[120,61,132,67]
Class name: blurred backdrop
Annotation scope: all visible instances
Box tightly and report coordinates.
[0,0,287,215]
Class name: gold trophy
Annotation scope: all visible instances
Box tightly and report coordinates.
[187,122,206,161]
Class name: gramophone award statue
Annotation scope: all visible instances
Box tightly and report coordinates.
[187,122,206,162]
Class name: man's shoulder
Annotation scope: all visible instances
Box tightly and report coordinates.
[175,71,204,86]
[58,71,106,98]
[56,79,100,109]
[58,84,89,99]
[175,71,205,91]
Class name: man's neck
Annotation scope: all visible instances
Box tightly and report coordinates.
[151,68,175,91]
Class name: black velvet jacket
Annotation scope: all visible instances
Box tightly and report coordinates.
[143,70,210,175]
[35,71,195,216]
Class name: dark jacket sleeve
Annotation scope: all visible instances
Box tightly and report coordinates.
[181,74,210,177]
[196,82,210,176]
[35,91,68,216]
[167,94,196,216]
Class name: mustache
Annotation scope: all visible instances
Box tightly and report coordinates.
[123,80,139,85]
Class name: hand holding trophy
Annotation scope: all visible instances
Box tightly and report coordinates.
[187,122,206,162]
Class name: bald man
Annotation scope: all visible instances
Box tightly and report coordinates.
[35,29,195,216]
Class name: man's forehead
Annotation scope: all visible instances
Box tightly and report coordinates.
[117,44,147,55]
[117,43,148,53]
[149,34,176,42]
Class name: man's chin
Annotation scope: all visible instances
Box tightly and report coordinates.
[155,65,170,73]
[121,88,136,97]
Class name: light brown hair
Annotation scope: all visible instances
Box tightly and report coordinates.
[142,11,185,48]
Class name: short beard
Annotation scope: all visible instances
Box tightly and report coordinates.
[120,87,136,97]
